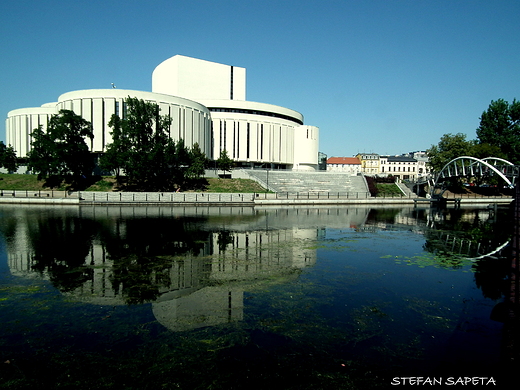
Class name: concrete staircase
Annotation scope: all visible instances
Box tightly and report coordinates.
[396,182,416,197]
[241,170,369,195]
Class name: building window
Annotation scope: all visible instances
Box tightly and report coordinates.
[220,121,223,151]
[246,123,250,159]
[223,121,227,151]
[209,107,303,125]
[232,122,236,158]
[260,124,264,159]
[230,66,234,100]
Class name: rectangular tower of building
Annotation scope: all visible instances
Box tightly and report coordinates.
[152,55,246,101]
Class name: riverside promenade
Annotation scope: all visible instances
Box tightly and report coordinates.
[0,189,513,206]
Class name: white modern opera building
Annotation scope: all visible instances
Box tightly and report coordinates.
[6,55,319,171]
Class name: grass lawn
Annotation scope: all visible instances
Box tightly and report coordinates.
[0,174,266,193]
[0,173,45,190]
[375,183,404,197]
[203,178,266,193]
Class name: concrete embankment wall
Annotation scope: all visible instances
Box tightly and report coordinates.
[0,189,514,206]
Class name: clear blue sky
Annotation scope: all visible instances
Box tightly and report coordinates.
[1,0,519,157]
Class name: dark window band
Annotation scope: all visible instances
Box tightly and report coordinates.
[208,107,303,125]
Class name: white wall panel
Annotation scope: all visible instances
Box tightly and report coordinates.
[103,98,116,148]
[72,99,82,115]
[92,98,104,152]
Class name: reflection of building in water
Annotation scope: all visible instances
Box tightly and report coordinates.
[153,287,244,332]
[3,205,323,331]
[210,229,316,283]
[7,229,315,296]
[64,228,316,304]
[8,205,502,329]
[14,205,486,331]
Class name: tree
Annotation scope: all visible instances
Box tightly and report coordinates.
[27,110,94,185]
[216,149,234,174]
[99,114,128,179]
[0,141,19,172]
[100,97,209,191]
[186,142,207,180]
[426,133,475,172]
[470,143,506,161]
[476,98,520,164]
[100,97,173,190]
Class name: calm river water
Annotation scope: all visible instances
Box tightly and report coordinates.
[0,204,515,389]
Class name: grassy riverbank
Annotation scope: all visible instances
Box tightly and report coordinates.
[375,183,403,197]
[0,174,266,193]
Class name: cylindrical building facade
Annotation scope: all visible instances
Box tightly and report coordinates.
[200,99,318,169]
[7,89,213,159]
[56,89,213,157]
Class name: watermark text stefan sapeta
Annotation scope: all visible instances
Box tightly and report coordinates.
[391,377,496,386]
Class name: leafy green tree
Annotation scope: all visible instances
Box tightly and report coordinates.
[27,110,94,186]
[27,125,57,179]
[99,114,128,179]
[470,143,506,161]
[0,141,19,172]
[476,98,520,164]
[101,97,173,190]
[171,138,191,187]
[101,97,210,190]
[216,149,234,174]
[101,97,209,191]
[426,133,475,172]
[186,142,207,180]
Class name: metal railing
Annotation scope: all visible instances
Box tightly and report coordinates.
[1,189,512,204]
[440,192,512,199]
[0,189,72,198]
[253,192,373,200]
[77,192,256,203]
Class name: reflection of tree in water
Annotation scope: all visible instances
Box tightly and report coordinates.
[23,213,214,304]
[100,217,212,304]
[473,257,510,300]
[27,217,97,292]
[0,214,18,246]
[217,230,234,252]
[366,208,401,224]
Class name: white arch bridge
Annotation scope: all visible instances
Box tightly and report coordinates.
[430,156,520,197]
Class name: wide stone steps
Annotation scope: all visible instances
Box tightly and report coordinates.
[243,170,369,195]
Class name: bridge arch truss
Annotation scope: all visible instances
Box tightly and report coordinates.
[431,156,519,197]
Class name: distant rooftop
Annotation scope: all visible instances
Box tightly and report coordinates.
[327,157,361,165]
[381,156,417,162]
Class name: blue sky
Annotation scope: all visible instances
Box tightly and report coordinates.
[1,0,519,157]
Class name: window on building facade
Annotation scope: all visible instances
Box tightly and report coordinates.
[246,123,250,159]
[260,124,263,159]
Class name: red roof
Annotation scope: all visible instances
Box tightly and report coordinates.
[326,157,361,165]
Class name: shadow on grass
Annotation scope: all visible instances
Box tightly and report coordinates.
[43,175,112,192]
[112,177,209,193]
